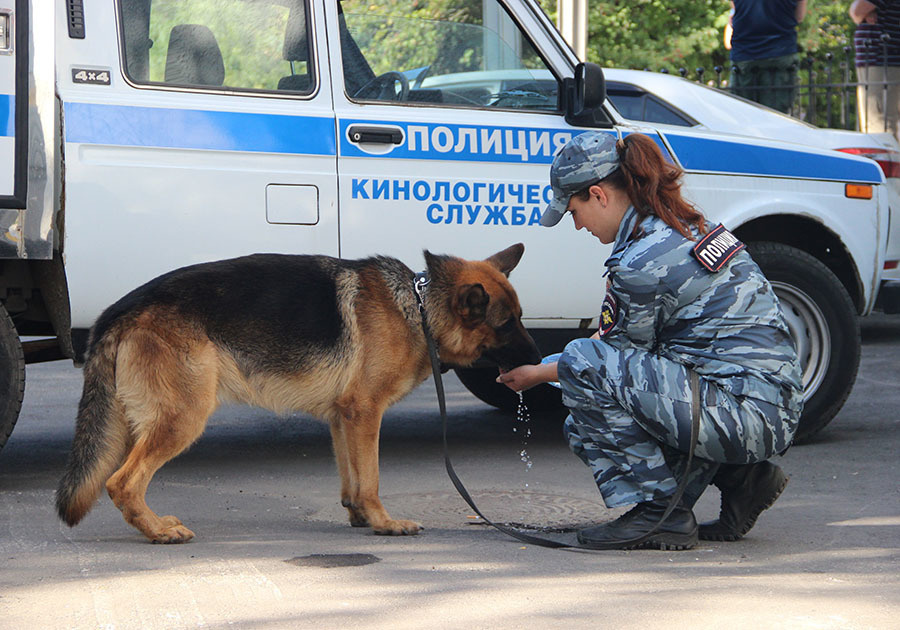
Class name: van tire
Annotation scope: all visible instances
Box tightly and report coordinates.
[747,241,860,442]
[0,302,25,453]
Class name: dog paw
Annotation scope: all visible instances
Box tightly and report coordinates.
[349,514,370,528]
[151,523,195,544]
[373,519,423,536]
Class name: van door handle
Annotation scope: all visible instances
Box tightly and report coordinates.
[347,125,404,145]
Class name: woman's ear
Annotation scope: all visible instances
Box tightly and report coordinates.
[590,184,607,206]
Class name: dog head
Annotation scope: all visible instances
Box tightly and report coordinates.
[423,243,541,370]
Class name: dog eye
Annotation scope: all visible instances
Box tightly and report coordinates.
[498,318,516,333]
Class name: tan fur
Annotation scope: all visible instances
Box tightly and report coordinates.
[56,247,537,543]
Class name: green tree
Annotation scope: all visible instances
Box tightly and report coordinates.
[539,1,857,79]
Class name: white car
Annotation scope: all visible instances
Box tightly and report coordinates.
[602,68,900,295]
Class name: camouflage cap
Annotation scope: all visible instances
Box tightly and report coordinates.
[540,132,620,227]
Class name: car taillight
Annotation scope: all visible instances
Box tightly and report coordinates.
[837,147,900,178]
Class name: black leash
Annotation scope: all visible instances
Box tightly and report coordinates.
[414,273,701,550]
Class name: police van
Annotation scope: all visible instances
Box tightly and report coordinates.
[0,0,889,449]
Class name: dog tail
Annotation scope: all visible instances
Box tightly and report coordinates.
[56,325,130,527]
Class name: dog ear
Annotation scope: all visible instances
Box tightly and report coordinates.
[456,283,489,324]
[422,249,450,279]
[424,250,439,268]
[485,243,525,277]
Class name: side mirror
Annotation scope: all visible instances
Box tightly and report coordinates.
[564,62,611,127]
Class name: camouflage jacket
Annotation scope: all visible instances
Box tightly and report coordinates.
[598,206,803,412]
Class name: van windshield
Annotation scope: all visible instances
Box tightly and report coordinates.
[339,0,559,111]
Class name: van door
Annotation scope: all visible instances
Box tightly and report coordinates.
[328,0,606,323]
[0,0,26,214]
[59,0,338,327]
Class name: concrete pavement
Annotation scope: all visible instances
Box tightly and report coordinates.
[1,315,898,629]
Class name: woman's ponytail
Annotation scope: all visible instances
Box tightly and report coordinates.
[607,134,707,239]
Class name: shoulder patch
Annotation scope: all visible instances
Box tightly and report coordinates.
[598,290,618,336]
[692,224,745,272]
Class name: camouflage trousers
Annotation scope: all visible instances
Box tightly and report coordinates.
[558,338,798,509]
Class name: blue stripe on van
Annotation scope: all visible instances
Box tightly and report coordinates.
[60,102,883,183]
[1,94,13,137]
[665,133,884,183]
[64,102,336,155]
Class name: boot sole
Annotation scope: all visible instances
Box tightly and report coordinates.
[577,528,699,551]
[630,530,699,551]
[699,473,789,542]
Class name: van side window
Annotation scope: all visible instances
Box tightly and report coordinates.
[118,0,315,95]
[337,0,560,111]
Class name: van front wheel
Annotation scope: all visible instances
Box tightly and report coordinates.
[0,302,25,454]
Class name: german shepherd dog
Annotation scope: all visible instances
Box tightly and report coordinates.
[56,244,540,543]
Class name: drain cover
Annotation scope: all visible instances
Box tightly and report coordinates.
[376,489,619,530]
[285,553,381,568]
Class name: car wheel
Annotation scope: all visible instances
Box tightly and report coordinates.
[0,302,25,453]
[747,241,860,442]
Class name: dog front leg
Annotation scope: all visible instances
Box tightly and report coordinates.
[341,407,422,536]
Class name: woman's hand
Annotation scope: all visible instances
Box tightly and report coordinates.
[496,362,558,392]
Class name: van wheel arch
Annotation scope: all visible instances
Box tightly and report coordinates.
[733,215,863,313]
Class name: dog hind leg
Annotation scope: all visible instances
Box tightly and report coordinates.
[106,329,218,543]
[329,418,369,527]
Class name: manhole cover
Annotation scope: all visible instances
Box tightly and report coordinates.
[306,490,622,530]
[285,553,381,568]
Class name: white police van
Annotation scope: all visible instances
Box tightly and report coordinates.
[0,0,889,449]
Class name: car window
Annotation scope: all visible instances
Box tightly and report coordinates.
[118,0,315,95]
[338,0,559,112]
[606,82,696,127]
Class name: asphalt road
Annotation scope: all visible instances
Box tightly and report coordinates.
[1,316,898,629]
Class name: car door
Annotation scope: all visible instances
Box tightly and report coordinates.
[327,0,606,323]
[59,0,339,326]
[0,0,25,225]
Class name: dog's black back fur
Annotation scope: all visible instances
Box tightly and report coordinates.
[90,254,412,373]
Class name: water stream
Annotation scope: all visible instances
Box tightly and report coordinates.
[515,392,533,488]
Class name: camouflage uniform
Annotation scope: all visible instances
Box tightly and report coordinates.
[558,206,803,509]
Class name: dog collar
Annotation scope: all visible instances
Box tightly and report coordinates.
[413,271,446,369]
[413,272,430,313]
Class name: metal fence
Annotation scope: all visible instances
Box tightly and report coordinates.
[650,42,900,134]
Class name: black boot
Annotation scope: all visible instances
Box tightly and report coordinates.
[576,498,698,551]
[699,461,788,542]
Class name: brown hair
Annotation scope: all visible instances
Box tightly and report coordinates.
[576,133,707,240]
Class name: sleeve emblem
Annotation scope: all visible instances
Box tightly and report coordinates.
[692,224,745,272]
[598,291,618,336]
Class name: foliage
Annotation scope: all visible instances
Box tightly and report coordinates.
[538,0,858,78]
[146,0,292,90]
[342,0,485,76]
